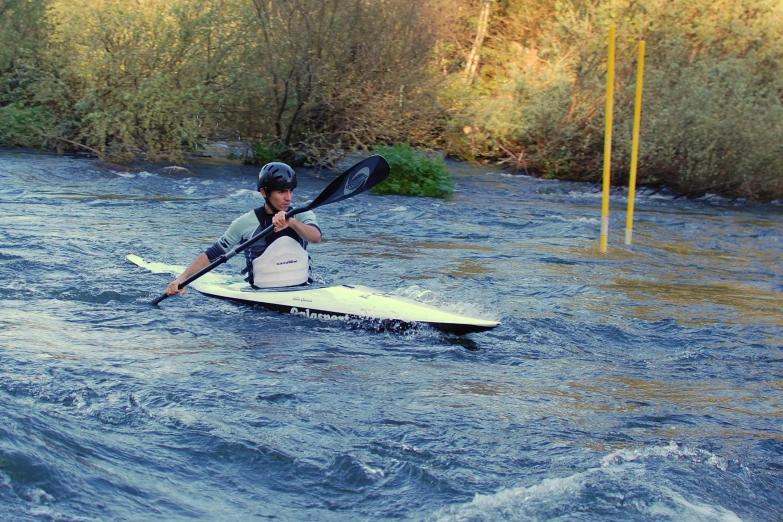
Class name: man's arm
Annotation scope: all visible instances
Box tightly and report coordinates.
[165,210,256,297]
[166,253,210,296]
[287,219,322,243]
[272,211,322,243]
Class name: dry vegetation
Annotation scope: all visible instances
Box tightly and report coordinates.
[1,0,782,200]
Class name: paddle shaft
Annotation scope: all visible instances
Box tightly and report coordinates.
[150,207,305,305]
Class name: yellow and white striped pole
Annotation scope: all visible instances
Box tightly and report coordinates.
[625,41,646,246]
[600,26,616,253]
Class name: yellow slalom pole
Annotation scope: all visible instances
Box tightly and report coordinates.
[625,41,646,246]
[600,26,616,253]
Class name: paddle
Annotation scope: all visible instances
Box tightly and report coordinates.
[151,155,390,305]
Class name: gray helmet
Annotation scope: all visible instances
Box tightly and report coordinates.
[257,162,297,192]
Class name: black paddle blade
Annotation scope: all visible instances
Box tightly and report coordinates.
[306,155,390,210]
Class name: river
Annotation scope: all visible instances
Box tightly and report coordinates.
[1,148,781,521]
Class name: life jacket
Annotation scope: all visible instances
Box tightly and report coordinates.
[241,207,311,288]
[248,236,310,288]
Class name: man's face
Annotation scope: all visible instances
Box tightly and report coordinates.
[262,188,293,211]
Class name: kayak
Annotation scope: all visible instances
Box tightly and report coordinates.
[127,255,500,335]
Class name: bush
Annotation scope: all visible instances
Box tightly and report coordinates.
[0,102,57,148]
[253,142,300,166]
[612,53,783,200]
[440,0,783,201]
[371,144,454,198]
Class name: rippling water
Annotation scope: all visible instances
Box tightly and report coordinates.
[1,148,781,521]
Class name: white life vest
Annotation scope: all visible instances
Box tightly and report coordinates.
[251,236,309,288]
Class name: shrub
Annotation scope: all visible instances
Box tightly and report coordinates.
[609,49,783,201]
[371,144,455,198]
[440,0,783,201]
[253,142,300,166]
[0,102,57,148]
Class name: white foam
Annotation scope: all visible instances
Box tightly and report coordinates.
[493,172,536,180]
[600,441,729,472]
[431,442,742,521]
[393,285,499,322]
[359,462,386,479]
[647,490,743,521]
[222,188,259,199]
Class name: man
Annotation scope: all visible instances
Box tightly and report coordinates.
[166,162,322,297]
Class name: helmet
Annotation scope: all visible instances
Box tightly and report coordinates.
[257,162,297,192]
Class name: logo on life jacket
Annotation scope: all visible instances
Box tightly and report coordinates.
[344,167,370,196]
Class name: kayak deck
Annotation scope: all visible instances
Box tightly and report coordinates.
[128,255,500,335]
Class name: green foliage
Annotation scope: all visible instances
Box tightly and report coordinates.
[31,0,240,161]
[371,144,455,198]
[1,0,782,200]
[0,0,443,163]
[0,0,47,81]
[613,46,783,200]
[253,143,296,166]
[0,102,56,147]
[441,0,783,201]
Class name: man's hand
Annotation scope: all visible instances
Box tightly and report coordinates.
[164,253,210,297]
[272,210,289,232]
[272,211,321,243]
[166,279,187,297]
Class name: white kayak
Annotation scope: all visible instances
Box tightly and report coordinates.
[127,255,500,335]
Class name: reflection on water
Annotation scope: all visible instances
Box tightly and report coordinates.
[412,241,494,252]
[596,278,782,327]
[559,210,783,327]
[444,259,494,279]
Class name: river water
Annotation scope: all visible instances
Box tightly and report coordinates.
[1,148,781,521]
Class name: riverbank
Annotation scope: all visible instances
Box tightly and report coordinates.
[3,144,781,208]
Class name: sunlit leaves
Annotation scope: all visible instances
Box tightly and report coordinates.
[371,144,454,198]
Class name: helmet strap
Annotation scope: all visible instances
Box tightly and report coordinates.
[261,188,282,214]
